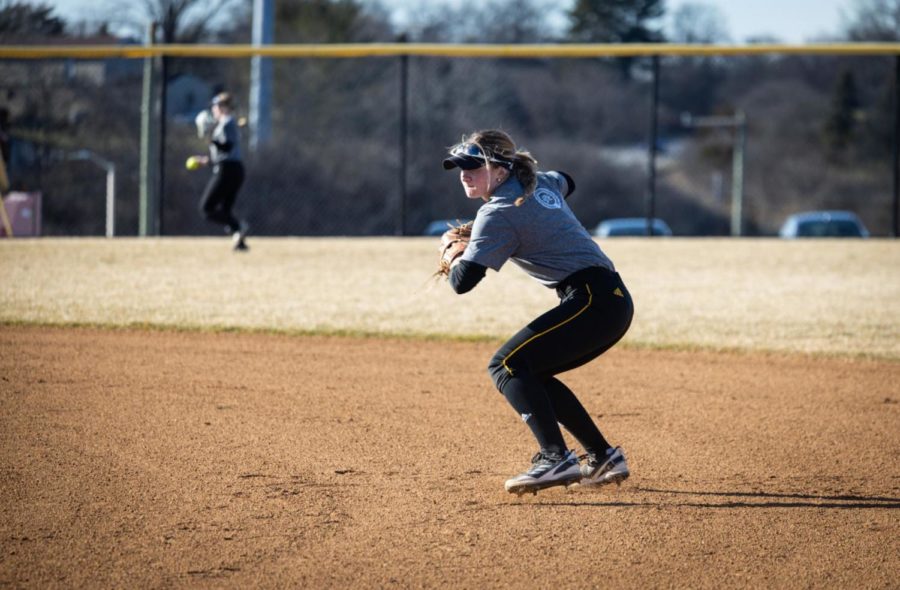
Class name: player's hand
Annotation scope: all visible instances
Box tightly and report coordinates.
[185,155,209,170]
[435,220,473,279]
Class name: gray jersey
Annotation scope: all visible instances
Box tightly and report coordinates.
[460,171,615,288]
[209,115,242,164]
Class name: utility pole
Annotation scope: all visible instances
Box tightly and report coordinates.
[681,111,747,236]
[139,22,159,237]
[249,0,274,152]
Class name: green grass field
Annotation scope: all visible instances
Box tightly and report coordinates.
[1,237,898,359]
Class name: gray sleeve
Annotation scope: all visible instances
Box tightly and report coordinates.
[460,208,518,271]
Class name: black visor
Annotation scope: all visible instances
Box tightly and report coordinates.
[442,143,513,170]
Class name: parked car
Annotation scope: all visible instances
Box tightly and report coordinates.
[592,217,673,237]
[778,210,869,238]
[422,219,472,236]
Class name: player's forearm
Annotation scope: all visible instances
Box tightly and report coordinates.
[449,259,486,294]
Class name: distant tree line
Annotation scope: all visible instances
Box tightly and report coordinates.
[1,0,898,237]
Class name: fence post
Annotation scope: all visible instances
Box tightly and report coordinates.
[893,55,899,238]
[731,111,746,237]
[398,35,409,236]
[645,55,659,237]
[158,46,167,235]
[69,150,115,237]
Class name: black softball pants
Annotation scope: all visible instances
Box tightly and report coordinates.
[487,266,634,457]
[199,160,244,234]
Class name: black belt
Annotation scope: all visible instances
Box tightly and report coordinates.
[555,266,618,298]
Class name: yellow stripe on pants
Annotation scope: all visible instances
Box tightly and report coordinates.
[501,285,593,376]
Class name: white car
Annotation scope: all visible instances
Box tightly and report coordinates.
[593,217,673,237]
[778,211,869,238]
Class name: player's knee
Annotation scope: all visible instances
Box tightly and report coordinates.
[488,354,528,393]
[200,201,219,219]
[487,355,507,392]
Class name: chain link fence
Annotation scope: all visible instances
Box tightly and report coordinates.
[1,46,897,237]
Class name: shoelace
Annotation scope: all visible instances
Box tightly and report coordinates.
[534,451,576,465]
[531,451,554,465]
[577,452,603,467]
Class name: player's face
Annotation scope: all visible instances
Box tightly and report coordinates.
[460,165,506,200]
[211,103,229,120]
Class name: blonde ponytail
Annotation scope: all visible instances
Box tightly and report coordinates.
[510,150,538,206]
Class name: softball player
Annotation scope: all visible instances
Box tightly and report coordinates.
[192,92,249,251]
[442,129,634,495]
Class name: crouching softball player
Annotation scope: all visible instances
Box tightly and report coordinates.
[439,129,634,495]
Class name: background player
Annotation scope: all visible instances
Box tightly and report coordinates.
[190,92,249,252]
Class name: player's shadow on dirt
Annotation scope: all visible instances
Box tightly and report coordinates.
[539,487,900,509]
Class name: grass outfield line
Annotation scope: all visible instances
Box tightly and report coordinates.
[1,237,898,359]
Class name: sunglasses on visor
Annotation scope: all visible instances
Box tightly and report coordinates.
[449,143,513,169]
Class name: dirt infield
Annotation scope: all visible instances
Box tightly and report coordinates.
[2,325,898,589]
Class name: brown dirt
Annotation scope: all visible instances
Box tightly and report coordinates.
[1,325,898,589]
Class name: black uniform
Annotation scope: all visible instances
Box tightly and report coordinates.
[199,115,244,235]
[449,171,634,459]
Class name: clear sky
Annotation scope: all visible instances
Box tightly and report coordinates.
[670,0,853,43]
[47,0,855,44]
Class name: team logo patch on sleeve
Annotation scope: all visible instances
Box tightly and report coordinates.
[533,188,562,210]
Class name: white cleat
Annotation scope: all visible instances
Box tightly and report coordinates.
[232,220,249,251]
[505,450,583,496]
[580,446,630,487]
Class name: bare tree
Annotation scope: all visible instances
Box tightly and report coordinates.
[568,0,665,43]
[841,0,900,41]
[400,0,563,43]
[668,2,730,43]
[103,0,241,42]
[567,0,665,79]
